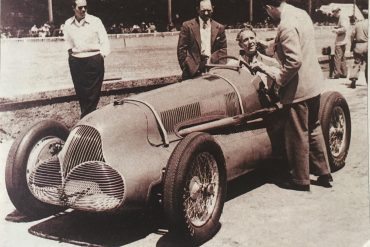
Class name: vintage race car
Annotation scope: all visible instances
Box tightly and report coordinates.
[5,57,351,244]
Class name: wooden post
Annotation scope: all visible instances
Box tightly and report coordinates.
[353,0,356,17]
[168,0,172,25]
[249,0,253,23]
[308,0,312,16]
[48,0,53,23]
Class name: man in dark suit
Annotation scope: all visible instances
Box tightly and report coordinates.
[253,0,333,191]
[177,0,227,79]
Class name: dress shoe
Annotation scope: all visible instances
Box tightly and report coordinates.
[279,180,310,192]
[316,174,333,188]
[340,75,347,78]
[329,75,340,79]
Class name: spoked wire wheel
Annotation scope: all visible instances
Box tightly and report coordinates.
[164,132,226,245]
[26,136,64,186]
[320,92,351,172]
[183,151,219,227]
[328,106,347,158]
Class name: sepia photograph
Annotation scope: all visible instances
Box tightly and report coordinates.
[0,0,369,246]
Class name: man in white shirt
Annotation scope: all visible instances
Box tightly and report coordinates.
[63,0,110,118]
[177,0,227,79]
[331,7,350,79]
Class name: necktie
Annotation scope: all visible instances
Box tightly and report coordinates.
[203,22,207,29]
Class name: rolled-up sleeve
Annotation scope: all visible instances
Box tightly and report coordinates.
[275,27,302,87]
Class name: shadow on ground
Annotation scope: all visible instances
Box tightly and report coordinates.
[25,161,285,247]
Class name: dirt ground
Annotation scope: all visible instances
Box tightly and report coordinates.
[0,94,131,143]
[0,73,369,247]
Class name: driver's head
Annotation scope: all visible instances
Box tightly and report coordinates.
[237,27,257,55]
[197,0,213,22]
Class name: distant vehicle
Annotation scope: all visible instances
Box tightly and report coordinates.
[5,57,351,245]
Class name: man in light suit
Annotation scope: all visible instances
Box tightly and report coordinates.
[253,0,332,191]
[331,7,350,79]
[177,0,227,80]
[349,13,368,88]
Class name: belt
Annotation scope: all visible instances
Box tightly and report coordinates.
[354,40,367,43]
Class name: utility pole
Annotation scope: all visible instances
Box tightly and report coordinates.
[48,0,53,23]
[353,0,356,17]
[249,0,253,23]
[168,0,172,25]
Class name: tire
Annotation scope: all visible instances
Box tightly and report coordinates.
[163,132,226,245]
[5,119,69,218]
[319,92,351,172]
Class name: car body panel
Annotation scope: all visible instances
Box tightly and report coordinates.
[36,66,285,212]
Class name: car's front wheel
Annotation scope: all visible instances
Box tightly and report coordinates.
[5,119,69,218]
[319,91,351,172]
[163,132,226,245]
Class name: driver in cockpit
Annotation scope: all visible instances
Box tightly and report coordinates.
[232,26,282,106]
[232,26,280,90]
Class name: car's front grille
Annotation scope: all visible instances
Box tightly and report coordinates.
[28,157,64,206]
[62,161,125,211]
[62,125,105,177]
[28,125,126,211]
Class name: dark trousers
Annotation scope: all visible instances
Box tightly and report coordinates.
[283,95,330,185]
[334,45,347,77]
[69,54,104,118]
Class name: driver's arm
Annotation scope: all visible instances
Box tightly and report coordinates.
[251,53,281,83]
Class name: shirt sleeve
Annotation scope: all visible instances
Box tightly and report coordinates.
[97,19,110,57]
[335,16,350,34]
[63,21,74,51]
[274,27,302,87]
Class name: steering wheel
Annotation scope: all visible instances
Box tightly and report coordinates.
[213,56,256,75]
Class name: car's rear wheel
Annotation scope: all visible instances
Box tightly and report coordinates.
[163,132,226,245]
[5,119,69,218]
[319,92,351,172]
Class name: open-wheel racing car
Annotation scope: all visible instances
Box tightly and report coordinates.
[6,57,351,245]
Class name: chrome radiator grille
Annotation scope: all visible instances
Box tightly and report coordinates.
[62,125,105,177]
[27,125,126,211]
[62,161,125,211]
[28,157,63,206]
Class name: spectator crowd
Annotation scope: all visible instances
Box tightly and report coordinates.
[1,7,359,39]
